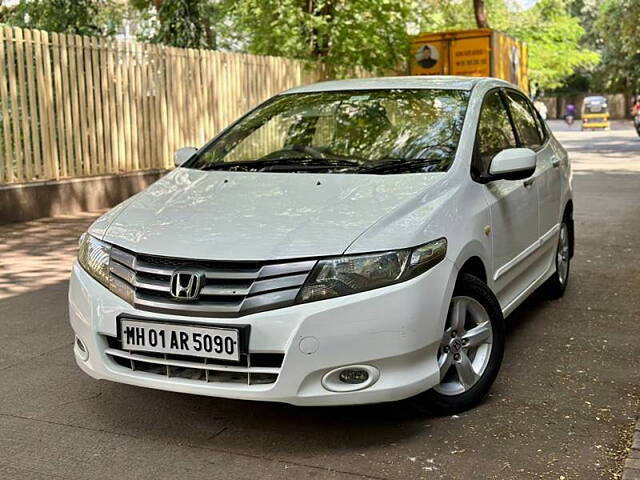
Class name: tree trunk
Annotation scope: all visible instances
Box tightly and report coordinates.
[473,0,490,28]
[307,0,335,79]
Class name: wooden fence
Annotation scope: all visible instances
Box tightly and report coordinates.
[0,26,324,184]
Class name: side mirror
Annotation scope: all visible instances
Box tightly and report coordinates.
[488,148,536,180]
[174,146,197,167]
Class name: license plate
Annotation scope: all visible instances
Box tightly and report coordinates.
[120,319,240,361]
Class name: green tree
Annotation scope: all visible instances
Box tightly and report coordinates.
[227,0,413,77]
[592,0,640,94]
[508,0,599,90]
[1,0,124,36]
[131,0,222,49]
[562,0,640,97]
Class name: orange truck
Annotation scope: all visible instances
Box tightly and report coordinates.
[410,28,529,93]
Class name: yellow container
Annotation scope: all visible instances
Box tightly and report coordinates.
[410,28,529,93]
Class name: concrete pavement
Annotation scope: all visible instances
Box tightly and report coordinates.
[0,120,639,479]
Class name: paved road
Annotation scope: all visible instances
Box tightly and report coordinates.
[1,121,639,479]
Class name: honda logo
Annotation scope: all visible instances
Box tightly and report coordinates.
[169,269,205,300]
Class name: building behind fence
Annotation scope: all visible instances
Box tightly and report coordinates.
[0,26,324,184]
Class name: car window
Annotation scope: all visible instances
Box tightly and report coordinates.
[505,92,543,149]
[475,91,517,174]
[531,104,548,142]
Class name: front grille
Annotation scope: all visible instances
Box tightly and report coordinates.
[108,246,317,317]
[105,335,284,385]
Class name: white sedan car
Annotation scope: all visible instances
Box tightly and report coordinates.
[70,76,573,413]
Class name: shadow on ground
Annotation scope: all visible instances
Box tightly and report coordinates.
[0,211,101,299]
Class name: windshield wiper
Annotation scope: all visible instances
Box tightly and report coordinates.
[361,158,443,174]
[201,157,361,172]
[260,158,362,172]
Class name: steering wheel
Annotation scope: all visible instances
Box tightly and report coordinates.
[259,145,328,161]
[287,145,328,159]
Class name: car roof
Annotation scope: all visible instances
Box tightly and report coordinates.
[282,76,513,94]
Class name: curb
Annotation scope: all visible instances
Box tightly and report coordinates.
[623,420,640,479]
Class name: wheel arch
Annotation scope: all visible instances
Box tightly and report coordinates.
[458,256,488,284]
[450,240,491,287]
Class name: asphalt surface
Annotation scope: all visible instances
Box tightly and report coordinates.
[1,121,639,479]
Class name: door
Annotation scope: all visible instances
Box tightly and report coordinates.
[504,91,562,276]
[474,90,540,310]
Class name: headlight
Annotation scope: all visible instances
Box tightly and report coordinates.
[77,233,135,304]
[297,238,447,303]
[78,233,111,287]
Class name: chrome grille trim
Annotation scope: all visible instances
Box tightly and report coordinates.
[108,246,317,317]
[135,293,243,315]
[201,284,251,296]
[259,260,317,278]
[110,248,136,268]
[241,289,300,315]
[134,276,170,292]
[110,261,136,284]
[249,273,308,295]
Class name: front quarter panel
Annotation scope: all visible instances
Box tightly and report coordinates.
[346,81,496,290]
[87,186,157,240]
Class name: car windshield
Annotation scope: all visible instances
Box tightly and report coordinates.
[187,89,470,174]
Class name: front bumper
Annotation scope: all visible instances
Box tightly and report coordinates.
[69,259,456,406]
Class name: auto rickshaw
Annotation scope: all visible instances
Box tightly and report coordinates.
[581,95,610,131]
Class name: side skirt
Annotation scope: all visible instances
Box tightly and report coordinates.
[501,261,556,318]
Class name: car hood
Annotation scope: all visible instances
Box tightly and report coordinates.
[93,168,445,261]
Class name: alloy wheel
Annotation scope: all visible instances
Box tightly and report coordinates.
[433,296,493,396]
[557,223,570,285]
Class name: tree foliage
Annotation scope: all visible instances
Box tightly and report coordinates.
[227,0,413,77]
[0,0,609,91]
[1,0,124,36]
[131,0,221,49]
[507,0,599,90]
[592,0,640,93]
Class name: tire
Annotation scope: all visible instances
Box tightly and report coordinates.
[541,219,571,299]
[411,273,505,415]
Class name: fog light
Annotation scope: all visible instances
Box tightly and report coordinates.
[75,336,89,361]
[321,365,380,392]
[339,368,369,384]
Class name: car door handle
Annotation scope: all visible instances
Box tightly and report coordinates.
[523,177,535,188]
[551,157,561,168]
